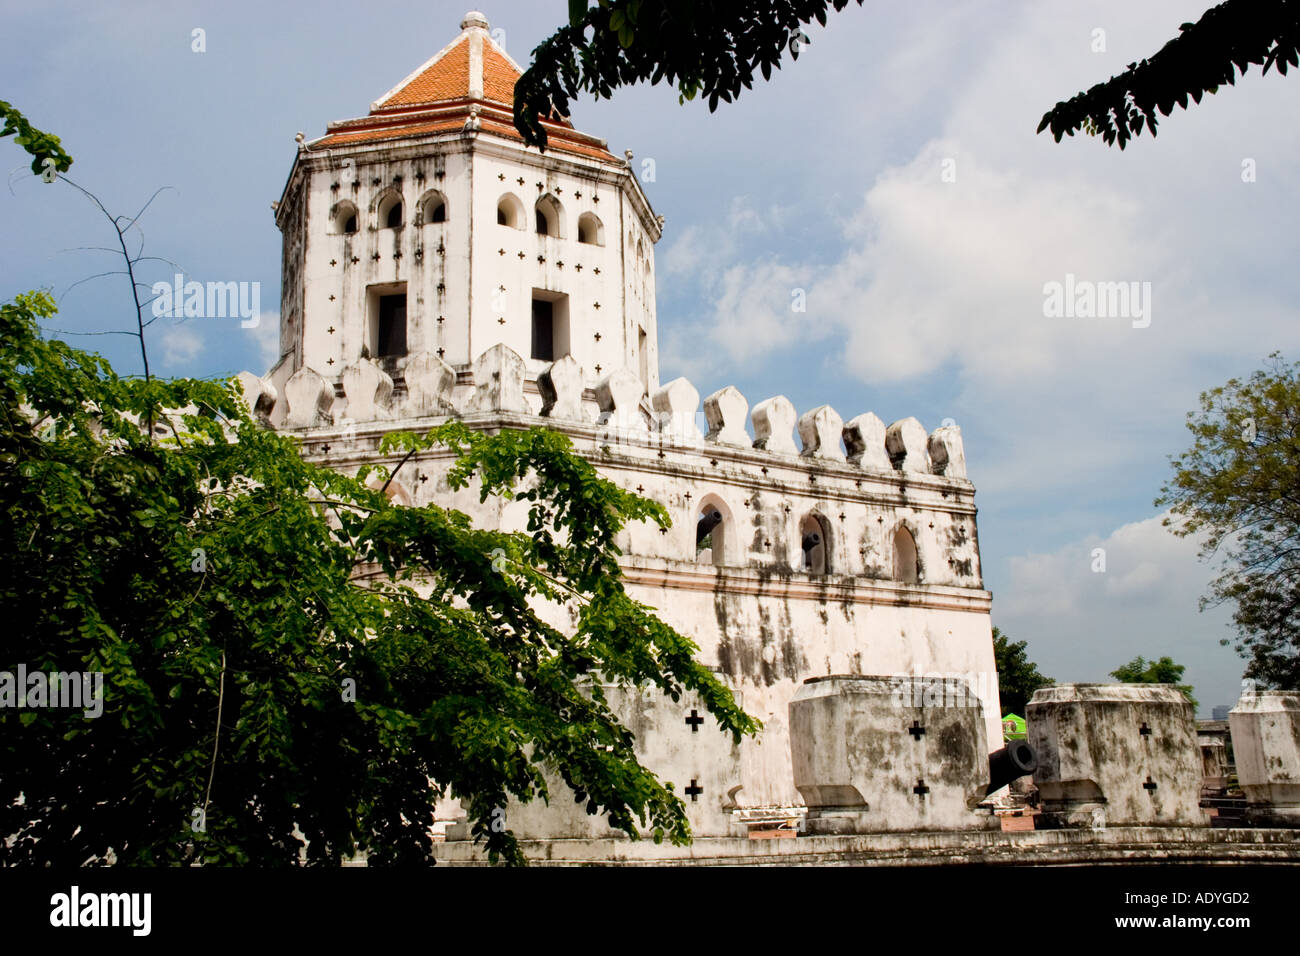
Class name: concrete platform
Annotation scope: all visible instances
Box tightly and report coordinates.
[434,826,1300,866]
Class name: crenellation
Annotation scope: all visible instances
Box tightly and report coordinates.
[886,417,931,473]
[402,350,457,416]
[651,376,701,444]
[537,354,587,420]
[703,385,749,448]
[751,396,798,455]
[843,412,890,471]
[595,366,647,434]
[468,343,526,413]
[340,358,394,422]
[797,404,845,462]
[928,424,967,479]
[233,371,277,422]
[283,366,336,428]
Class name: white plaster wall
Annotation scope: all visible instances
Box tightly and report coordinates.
[297,145,474,377]
[470,149,633,388]
[306,413,999,838]
[282,132,659,396]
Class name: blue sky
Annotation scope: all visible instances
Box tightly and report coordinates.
[6,0,1299,714]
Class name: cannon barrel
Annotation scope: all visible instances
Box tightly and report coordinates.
[985,739,1036,795]
[696,510,723,544]
[801,532,821,552]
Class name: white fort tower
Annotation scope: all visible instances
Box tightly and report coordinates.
[245,12,1001,846]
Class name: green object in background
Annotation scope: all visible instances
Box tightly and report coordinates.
[1001,713,1027,740]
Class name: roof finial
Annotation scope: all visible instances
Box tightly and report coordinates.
[461,11,489,30]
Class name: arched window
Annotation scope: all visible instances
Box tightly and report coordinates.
[800,513,831,575]
[367,476,412,506]
[695,495,733,566]
[332,201,359,235]
[376,190,403,230]
[577,212,603,245]
[893,526,919,584]
[418,190,446,225]
[497,192,524,229]
[535,194,563,237]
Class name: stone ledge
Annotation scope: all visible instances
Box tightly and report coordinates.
[432,827,1300,866]
[619,557,992,611]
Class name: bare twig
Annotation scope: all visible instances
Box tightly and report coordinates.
[57,176,169,395]
[202,649,227,830]
[379,446,419,495]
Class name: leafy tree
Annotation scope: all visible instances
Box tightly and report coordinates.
[1,100,73,175]
[992,626,1053,715]
[1038,1,1300,149]
[1156,353,1300,691]
[1110,656,1198,711]
[1,109,756,865]
[515,0,866,149]
[0,291,758,866]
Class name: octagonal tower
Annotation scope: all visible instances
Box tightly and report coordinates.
[270,11,660,415]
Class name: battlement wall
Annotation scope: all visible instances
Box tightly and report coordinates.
[240,344,983,589]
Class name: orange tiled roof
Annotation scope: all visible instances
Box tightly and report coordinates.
[381,36,474,108]
[312,16,615,162]
[373,16,520,113]
[481,43,518,106]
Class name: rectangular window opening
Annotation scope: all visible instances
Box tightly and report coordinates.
[530,291,569,364]
[377,293,407,358]
[531,298,554,361]
[638,326,648,387]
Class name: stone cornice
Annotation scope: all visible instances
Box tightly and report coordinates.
[347,555,990,613]
[619,557,992,612]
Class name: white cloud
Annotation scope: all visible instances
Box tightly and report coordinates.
[659,197,826,379]
[996,511,1245,717]
[157,312,279,376]
[247,310,281,372]
[160,323,202,366]
[671,4,1300,388]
